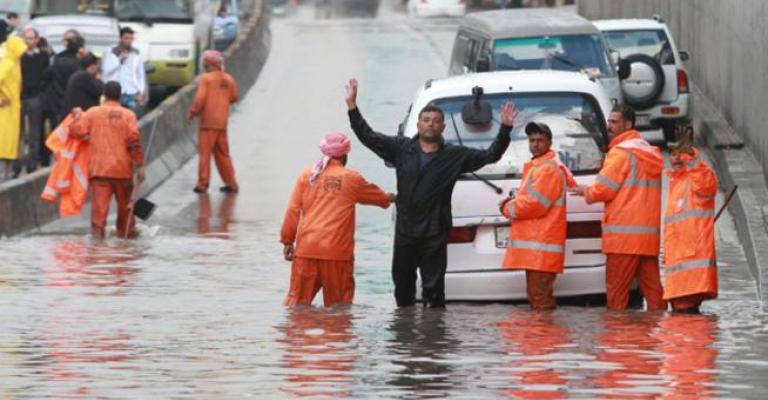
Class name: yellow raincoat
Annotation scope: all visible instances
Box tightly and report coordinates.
[0,36,25,160]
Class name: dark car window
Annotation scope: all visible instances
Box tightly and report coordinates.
[432,92,606,177]
[602,29,675,65]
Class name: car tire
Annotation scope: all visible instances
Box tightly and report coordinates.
[620,53,665,110]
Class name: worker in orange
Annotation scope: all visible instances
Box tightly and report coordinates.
[70,81,145,239]
[187,50,239,194]
[499,122,575,310]
[280,132,394,307]
[571,105,666,311]
[663,136,718,313]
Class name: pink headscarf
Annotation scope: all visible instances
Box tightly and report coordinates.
[202,50,223,70]
[310,132,351,185]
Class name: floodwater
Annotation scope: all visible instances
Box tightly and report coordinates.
[1,1,767,398]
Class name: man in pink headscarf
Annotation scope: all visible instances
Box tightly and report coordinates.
[188,49,239,193]
[280,132,395,307]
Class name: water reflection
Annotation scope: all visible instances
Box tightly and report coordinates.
[386,308,459,396]
[657,313,719,399]
[46,239,142,295]
[276,306,357,397]
[496,310,570,399]
[196,193,237,238]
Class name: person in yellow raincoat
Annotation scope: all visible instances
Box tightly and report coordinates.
[0,36,25,181]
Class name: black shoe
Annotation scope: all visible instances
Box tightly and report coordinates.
[193,187,207,193]
[219,186,239,193]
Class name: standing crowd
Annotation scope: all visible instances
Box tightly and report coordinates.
[280,79,719,315]
[0,13,148,182]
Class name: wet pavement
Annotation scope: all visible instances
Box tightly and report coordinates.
[1,1,767,398]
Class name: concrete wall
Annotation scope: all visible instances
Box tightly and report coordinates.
[0,0,270,238]
[578,0,768,181]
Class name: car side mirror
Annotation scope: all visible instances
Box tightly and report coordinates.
[144,62,156,74]
[476,55,491,72]
[679,50,689,62]
[618,59,631,80]
[609,49,620,65]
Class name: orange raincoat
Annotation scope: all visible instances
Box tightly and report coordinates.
[585,130,664,255]
[281,159,391,306]
[663,148,718,306]
[501,150,576,273]
[40,115,90,216]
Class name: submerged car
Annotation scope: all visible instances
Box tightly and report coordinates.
[594,18,691,143]
[450,9,629,106]
[400,70,612,301]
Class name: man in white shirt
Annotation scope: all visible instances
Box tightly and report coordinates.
[102,26,146,116]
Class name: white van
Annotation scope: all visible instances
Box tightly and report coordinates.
[400,70,612,301]
[450,9,630,106]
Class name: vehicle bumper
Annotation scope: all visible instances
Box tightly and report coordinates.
[417,264,606,302]
[635,93,691,129]
[147,60,195,88]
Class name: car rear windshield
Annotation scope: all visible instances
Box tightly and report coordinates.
[431,92,606,178]
[602,29,675,65]
[493,34,613,77]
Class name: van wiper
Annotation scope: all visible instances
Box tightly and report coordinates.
[550,52,585,70]
[448,113,504,195]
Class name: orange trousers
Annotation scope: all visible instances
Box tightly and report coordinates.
[605,253,667,311]
[526,270,557,310]
[90,177,136,239]
[197,128,238,190]
[285,257,355,307]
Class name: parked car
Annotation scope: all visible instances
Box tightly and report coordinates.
[29,14,119,58]
[213,0,239,51]
[408,0,467,18]
[450,9,630,106]
[594,18,691,143]
[398,70,612,301]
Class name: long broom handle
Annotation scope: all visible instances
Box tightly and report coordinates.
[125,118,160,239]
[715,185,738,222]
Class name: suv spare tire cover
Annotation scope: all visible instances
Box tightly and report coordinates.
[620,53,665,110]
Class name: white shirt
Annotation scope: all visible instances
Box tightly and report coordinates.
[102,46,146,96]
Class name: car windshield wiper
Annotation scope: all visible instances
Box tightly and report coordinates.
[550,52,585,70]
[448,113,504,195]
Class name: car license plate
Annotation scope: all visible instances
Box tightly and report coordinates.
[494,226,510,249]
[636,114,651,127]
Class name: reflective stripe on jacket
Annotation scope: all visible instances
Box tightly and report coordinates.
[663,148,718,300]
[501,150,575,273]
[40,115,90,216]
[585,130,664,255]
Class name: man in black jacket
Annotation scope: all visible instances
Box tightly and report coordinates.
[42,30,84,125]
[62,54,104,118]
[345,78,517,308]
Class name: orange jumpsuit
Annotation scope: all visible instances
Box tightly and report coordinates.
[70,101,144,239]
[663,148,718,312]
[501,150,575,310]
[280,159,391,306]
[189,69,239,191]
[584,130,666,311]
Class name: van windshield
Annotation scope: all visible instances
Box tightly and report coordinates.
[493,35,613,77]
[31,0,111,15]
[114,0,192,22]
[0,0,29,13]
[431,92,606,178]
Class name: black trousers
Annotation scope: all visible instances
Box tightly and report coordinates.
[392,232,448,308]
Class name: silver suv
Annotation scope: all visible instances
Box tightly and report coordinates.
[594,17,691,143]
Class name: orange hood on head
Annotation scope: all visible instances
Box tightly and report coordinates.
[612,130,664,177]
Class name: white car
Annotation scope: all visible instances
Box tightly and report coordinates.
[594,18,691,143]
[401,70,612,301]
[408,0,466,18]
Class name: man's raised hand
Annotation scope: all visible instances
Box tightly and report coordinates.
[500,102,519,127]
[345,78,358,110]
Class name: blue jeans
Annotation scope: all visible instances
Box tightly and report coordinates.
[120,94,143,116]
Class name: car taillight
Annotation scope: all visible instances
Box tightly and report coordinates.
[448,226,477,243]
[677,69,689,94]
[566,221,602,239]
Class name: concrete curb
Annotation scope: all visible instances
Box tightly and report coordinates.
[0,0,270,238]
[693,85,768,298]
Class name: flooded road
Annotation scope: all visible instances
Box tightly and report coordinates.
[2,1,768,398]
